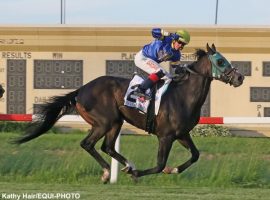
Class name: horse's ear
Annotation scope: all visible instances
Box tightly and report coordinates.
[211,43,217,52]
[206,43,215,54]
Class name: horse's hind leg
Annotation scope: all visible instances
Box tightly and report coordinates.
[101,122,136,174]
[80,127,111,183]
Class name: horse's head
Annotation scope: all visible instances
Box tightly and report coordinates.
[206,43,244,87]
[0,84,5,98]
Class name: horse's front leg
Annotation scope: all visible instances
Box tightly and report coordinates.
[163,134,200,174]
[132,135,174,178]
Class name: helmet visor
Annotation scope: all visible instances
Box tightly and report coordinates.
[177,40,187,46]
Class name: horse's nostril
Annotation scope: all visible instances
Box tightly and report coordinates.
[238,75,244,82]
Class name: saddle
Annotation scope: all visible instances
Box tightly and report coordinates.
[124,75,171,133]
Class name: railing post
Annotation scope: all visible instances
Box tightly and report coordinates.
[110,132,121,183]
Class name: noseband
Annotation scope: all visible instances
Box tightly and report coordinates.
[221,67,238,84]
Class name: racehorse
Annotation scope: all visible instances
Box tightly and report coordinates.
[0,84,5,98]
[14,44,244,183]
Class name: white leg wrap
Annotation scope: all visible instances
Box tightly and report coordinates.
[171,168,179,174]
[121,161,136,172]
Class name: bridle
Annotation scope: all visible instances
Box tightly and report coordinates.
[208,52,238,84]
[181,52,237,84]
[220,67,238,84]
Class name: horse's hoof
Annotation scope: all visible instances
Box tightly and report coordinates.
[163,166,178,174]
[101,169,110,184]
[130,170,139,183]
[163,166,173,174]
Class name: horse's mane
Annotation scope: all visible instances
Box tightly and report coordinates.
[194,49,207,61]
[185,49,207,69]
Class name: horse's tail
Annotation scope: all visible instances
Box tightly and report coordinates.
[13,90,79,144]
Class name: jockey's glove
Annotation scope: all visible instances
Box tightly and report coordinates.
[161,29,170,36]
[175,66,187,74]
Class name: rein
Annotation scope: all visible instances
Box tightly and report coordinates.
[184,65,200,75]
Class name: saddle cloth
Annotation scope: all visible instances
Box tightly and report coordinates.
[124,75,171,115]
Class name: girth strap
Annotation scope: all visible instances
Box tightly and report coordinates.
[145,85,157,134]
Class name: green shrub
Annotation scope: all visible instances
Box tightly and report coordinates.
[190,124,232,137]
[0,122,29,133]
[0,121,60,133]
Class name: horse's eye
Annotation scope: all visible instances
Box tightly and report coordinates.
[217,59,225,66]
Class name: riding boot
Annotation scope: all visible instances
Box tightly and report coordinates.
[133,70,165,100]
[133,78,155,100]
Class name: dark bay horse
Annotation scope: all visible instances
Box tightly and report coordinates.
[14,44,244,183]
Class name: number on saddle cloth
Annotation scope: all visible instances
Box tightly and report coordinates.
[124,75,152,113]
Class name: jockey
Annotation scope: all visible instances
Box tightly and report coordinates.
[134,28,190,100]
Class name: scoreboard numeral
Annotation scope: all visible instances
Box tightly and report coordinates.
[34,60,83,89]
[7,59,26,114]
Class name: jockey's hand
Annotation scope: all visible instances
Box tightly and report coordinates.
[161,29,170,36]
[175,66,186,74]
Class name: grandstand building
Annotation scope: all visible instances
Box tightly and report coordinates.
[0,25,269,119]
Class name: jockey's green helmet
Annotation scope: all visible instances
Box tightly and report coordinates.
[175,30,190,45]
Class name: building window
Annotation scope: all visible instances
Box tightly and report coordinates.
[201,93,210,117]
[231,61,251,76]
[250,87,270,102]
[264,107,270,117]
[106,60,147,78]
[263,62,270,76]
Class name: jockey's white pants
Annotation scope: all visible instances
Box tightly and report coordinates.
[134,50,171,80]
